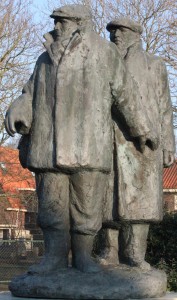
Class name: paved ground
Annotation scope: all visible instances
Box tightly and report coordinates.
[0,284,8,291]
[1,291,177,300]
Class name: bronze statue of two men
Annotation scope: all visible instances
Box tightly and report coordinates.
[5,3,175,280]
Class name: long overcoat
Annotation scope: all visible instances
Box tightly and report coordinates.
[104,42,175,223]
[10,31,152,173]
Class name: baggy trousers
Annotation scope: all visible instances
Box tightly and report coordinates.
[35,171,108,236]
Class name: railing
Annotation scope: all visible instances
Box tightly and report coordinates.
[0,239,44,285]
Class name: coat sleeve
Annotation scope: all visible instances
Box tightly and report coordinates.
[6,57,39,135]
[159,61,175,153]
[110,47,152,138]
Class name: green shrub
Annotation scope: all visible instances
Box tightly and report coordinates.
[146,212,177,291]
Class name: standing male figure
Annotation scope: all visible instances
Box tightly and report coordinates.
[5,7,157,274]
[102,18,175,269]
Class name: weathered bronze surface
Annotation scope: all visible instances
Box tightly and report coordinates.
[5,6,175,299]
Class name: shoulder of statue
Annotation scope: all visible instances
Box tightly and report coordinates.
[145,51,162,64]
[147,52,167,74]
[36,51,51,65]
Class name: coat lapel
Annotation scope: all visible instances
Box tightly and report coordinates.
[43,30,82,66]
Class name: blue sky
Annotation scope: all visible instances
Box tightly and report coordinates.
[30,0,54,28]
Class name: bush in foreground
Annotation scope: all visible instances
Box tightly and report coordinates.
[146,212,177,291]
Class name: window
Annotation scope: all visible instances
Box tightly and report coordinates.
[174,195,177,210]
[0,162,6,170]
[0,162,7,174]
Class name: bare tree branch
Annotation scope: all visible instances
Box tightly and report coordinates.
[0,0,43,146]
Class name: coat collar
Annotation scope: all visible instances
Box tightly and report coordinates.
[125,41,143,61]
[43,30,82,65]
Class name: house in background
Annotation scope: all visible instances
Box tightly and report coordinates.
[0,146,177,241]
[163,160,177,212]
[0,146,37,240]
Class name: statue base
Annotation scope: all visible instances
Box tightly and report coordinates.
[9,265,167,299]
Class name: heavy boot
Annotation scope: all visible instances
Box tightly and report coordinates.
[72,234,102,273]
[97,228,119,265]
[119,223,151,270]
[28,229,70,275]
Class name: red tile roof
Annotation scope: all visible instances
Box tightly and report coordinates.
[0,146,35,209]
[1,146,177,204]
[163,160,177,189]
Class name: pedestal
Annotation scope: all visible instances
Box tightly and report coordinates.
[9,265,167,299]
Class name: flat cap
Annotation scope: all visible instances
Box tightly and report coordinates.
[106,17,143,34]
[50,4,92,21]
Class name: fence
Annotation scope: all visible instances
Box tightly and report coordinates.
[0,239,44,284]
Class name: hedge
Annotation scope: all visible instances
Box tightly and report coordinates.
[146,212,177,291]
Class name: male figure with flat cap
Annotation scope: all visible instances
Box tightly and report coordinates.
[101,17,175,269]
[5,7,158,274]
